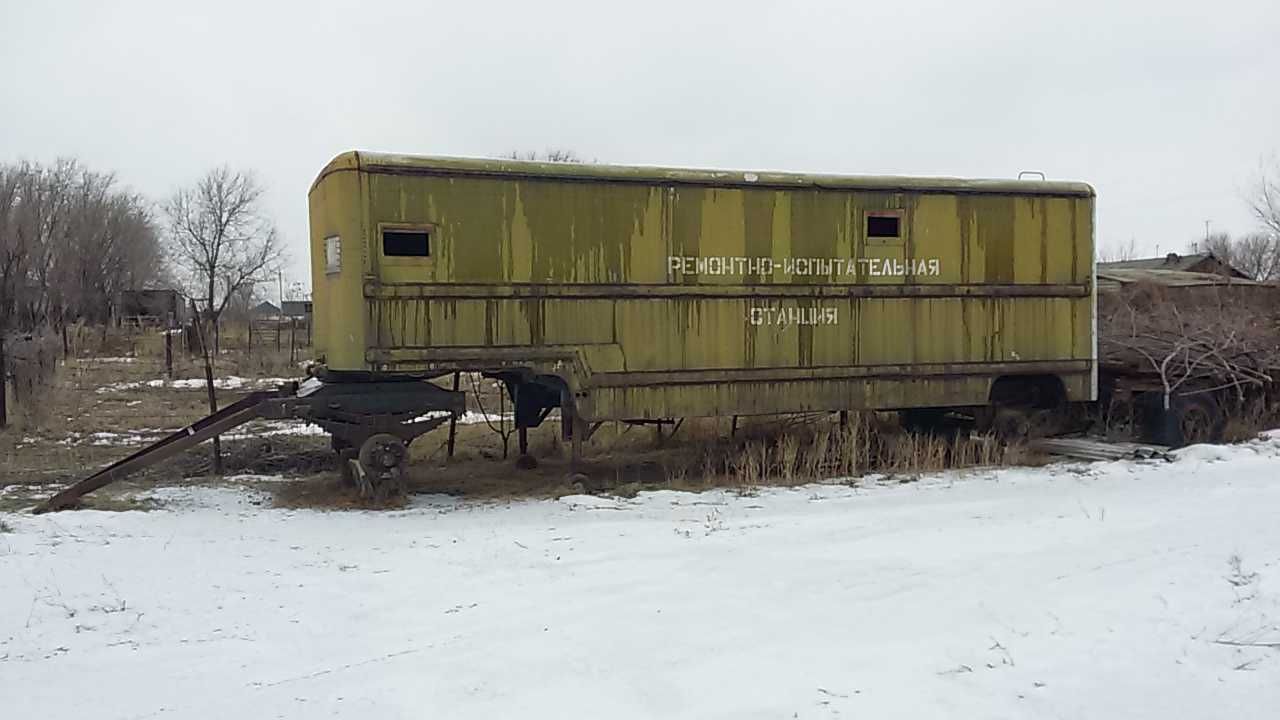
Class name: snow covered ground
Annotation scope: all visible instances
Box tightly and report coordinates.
[3,435,1279,719]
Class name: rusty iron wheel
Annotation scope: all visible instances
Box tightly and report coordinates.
[358,433,407,471]
[357,434,407,500]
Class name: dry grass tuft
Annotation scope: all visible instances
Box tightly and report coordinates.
[270,475,409,511]
[1222,398,1280,444]
[661,413,1027,490]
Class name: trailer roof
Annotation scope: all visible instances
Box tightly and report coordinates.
[313,151,1095,197]
[1097,268,1269,290]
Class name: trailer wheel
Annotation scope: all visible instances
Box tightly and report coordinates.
[357,434,408,500]
[1173,396,1224,446]
[992,408,1031,441]
[1136,393,1225,447]
[986,407,1059,442]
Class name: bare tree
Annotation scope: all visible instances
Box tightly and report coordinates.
[165,167,282,352]
[0,164,24,428]
[48,167,160,348]
[1231,232,1280,283]
[1099,237,1139,262]
[1249,158,1280,240]
[0,159,164,428]
[1193,230,1280,282]
[164,167,282,471]
[1196,231,1232,261]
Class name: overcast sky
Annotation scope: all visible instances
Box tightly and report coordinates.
[3,0,1277,291]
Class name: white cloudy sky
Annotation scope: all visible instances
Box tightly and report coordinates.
[2,0,1277,289]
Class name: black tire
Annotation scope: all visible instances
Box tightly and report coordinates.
[1136,393,1224,447]
[1172,395,1225,446]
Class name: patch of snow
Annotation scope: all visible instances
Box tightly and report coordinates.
[224,420,327,440]
[87,431,146,446]
[137,484,275,510]
[557,494,632,511]
[413,410,515,426]
[53,430,171,447]
[95,376,294,394]
[223,474,294,484]
[3,434,1280,718]
[0,482,62,500]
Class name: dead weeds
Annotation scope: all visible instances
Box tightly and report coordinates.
[269,475,408,511]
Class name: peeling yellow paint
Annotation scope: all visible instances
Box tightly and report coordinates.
[308,152,1096,421]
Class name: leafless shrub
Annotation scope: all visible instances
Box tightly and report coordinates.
[470,374,515,459]
[1099,284,1280,410]
[7,331,61,428]
[1221,396,1280,443]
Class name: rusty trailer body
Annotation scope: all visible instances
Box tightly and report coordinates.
[309,152,1097,425]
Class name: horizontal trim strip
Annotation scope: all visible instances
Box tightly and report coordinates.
[363,348,1090,388]
[589,360,1092,388]
[365,282,1091,300]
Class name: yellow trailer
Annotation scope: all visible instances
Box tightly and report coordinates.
[309,152,1095,434]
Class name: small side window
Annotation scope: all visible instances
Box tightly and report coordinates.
[324,235,341,274]
[383,229,431,257]
[866,213,901,240]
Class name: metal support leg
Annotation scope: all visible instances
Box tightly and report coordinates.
[571,417,584,472]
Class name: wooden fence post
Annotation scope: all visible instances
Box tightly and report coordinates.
[164,326,174,379]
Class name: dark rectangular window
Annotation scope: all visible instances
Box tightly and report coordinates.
[383,229,430,257]
[866,214,901,239]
